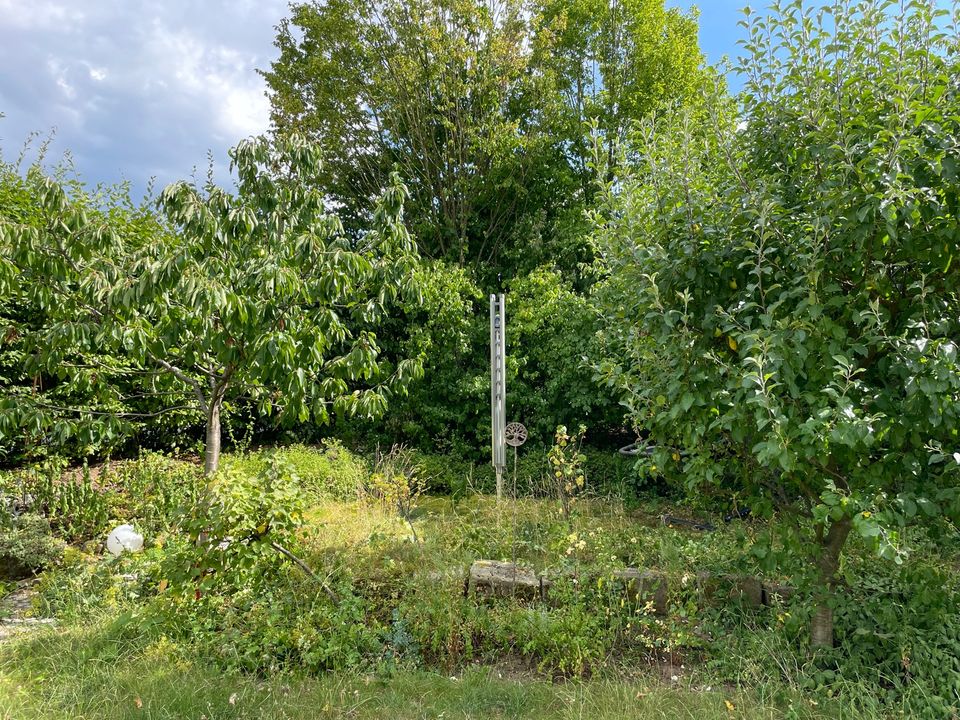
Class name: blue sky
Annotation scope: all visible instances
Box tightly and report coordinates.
[672,1,754,74]
[0,1,755,198]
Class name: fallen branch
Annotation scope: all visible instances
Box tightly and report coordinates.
[270,541,339,605]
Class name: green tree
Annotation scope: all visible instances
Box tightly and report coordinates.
[529,0,704,184]
[0,158,163,462]
[0,135,422,474]
[263,0,534,268]
[507,267,619,443]
[262,0,702,455]
[594,0,960,647]
[261,0,703,278]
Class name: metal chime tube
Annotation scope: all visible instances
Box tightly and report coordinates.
[490,294,506,499]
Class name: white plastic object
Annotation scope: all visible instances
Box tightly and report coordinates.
[106,524,144,557]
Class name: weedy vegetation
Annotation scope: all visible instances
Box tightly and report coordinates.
[2,0,960,718]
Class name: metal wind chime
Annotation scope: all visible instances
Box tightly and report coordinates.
[490,294,526,500]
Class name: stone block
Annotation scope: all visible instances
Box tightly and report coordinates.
[467,560,543,600]
[696,571,719,600]
[613,568,669,615]
[762,582,797,605]
[726,574,763,607]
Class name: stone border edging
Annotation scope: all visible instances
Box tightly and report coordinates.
[465,560,796,615]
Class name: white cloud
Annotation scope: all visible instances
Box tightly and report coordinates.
[220,85,271,140]
[46,58,76,100]
[0,0,85,30]
[0,0,287,193]
[142,23,271,140]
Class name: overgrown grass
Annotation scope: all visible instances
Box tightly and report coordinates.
[0,622,847,720]
[3,444,959,718]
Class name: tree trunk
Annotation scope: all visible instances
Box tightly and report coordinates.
[204,400,221,476]
[810,516,852,649]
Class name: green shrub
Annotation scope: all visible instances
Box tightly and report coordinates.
[0,513,65,580]
[148,581,384,674]
[581,449,639,496]
[2,454,203,548]
[142,457,385,673]
[22,460,111,543]
[407,450,470,495]
[110,452,205,534]
[829,562,960,718]
[166,457,307,595]
[35,545,160,621]
[280,441,369,500]
[471,450,549,496]
[701,546,960,718]
[225,442,369,501]
[397,591,476,671]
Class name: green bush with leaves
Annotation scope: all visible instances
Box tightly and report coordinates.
[360,261,485,452]
[283,441,369,500]
[35,545,160,621]
[700,537,960,719]
[169,458,308,593]
[140,457,376,671]
[16,459,111,543]
[0,512,64,580]
[831,561,960,718]
[506,269,622,445]
[595,0,960,651]
[109,452,205,535]
[225,442,369,501]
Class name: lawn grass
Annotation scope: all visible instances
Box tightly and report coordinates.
[0,623,843,720]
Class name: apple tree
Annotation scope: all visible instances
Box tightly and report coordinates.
[594,0,960,647]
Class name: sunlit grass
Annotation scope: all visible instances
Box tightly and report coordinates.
[0,622,849,720]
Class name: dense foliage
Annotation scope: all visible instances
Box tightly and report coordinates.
[0,163,163,462]
[0,444,955,716]
[256,0,706,452]
[3,1,960,716]
[0,513,64,581]
[262,0,703,273]
[0,136,422,472]
[594,0,960,647]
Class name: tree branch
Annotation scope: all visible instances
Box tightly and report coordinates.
[24,400,199,419]
[150,354,208,413]
[269,541,339,604]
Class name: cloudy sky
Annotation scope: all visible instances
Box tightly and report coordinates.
[0,0,751,199]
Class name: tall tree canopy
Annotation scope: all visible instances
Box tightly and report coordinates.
[594,0,960,647]
[260,0,704,453]
[261,0,703,278]
[0,135,422,473]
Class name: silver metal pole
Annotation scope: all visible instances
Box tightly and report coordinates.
[490,294,498,470]
[497,293,506,468]
[490,294,507,499]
